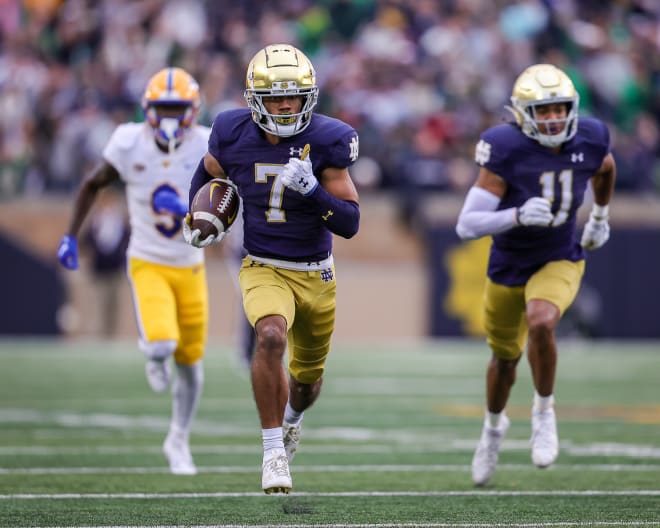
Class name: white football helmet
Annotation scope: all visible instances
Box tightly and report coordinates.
[244,44,318,137]
[142,67,201,152]
[507,64,579,148]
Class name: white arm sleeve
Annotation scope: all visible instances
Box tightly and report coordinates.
[455,186,519,240]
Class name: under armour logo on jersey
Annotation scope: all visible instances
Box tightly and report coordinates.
[322,210,334,221]
[349,135,359,162]
[320,268,334,282]
[475,140,491,165]
[290,146,305,157]
[571,152,584,163]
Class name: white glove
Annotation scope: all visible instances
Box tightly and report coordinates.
[281,155,318,196]
[517,197,553,226]
[581,205,610,250]
[182,213,226,248]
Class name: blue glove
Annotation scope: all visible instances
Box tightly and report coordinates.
[153,188,188,217]
[57,235,79,270]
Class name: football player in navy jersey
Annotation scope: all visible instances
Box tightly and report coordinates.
[455,64,616,486]
[184,44,360,494]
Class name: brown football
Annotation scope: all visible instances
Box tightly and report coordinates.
[190,178,240,240]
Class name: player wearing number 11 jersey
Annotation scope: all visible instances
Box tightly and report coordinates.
[185,44,360,494]
[454,64,616,486]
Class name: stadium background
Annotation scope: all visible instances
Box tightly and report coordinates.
[1,0,659,339]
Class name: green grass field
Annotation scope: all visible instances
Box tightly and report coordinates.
[0,338,658,528]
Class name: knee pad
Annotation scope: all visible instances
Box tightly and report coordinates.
[140,338,177,361]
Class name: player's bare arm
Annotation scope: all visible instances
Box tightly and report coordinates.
[66,161,120,237]
[581,152,616,250]
[203,151,226,179]
[473,166,507,198]
[320,166,359,204]
[591,152,616,205]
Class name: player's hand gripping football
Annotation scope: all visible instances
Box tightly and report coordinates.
[57,235,79,270]
[153,188,188,218]
[517,197,554,226]
[581,205,610,250]
[182,213,228,248]
[281,144,317,196]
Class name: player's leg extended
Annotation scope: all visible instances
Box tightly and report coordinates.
[128,258,180,393]
[525,259,585,468]
[484,279,528,411]
[240,262,295,493]
[525,259,584,395]
[472,279,527,486]
[163,262,208,475]
[284,264,336,463]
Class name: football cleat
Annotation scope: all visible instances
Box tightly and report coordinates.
[471,414,510,487]
[145,359,172,393]
[163,433,197,475]
[282,420,302,463]
[244,44,318,137]
[262,448,292,494]
[506,63,579,148]
[531,408,559,468]
[142,67,201,152]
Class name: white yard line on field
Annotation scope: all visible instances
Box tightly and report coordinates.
[16,522,660,528]
[1,463,660,475]
[3,490,660,500]
[2,441,660,458]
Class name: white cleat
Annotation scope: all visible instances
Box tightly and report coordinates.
[163,434,197,475]
[531,408,558,468]
[282,420,302,463]
[145,359,171,393]
[262,448,292,494]
[471,414,510,487]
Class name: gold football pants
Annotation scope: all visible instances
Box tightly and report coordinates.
[128,257,208,365]
[239,258,336,384]
[484,259,585,360]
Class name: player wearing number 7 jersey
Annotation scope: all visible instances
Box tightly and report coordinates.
[185,44,360,494]
[454,64,616,486]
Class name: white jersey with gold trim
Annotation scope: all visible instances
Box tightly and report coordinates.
[103,122,210,267]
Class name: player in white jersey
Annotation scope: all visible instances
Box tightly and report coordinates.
[58,68,210,475]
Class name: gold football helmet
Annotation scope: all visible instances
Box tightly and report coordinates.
[142,67,201,152]
[507,64,579,148]
[244,44,318,137]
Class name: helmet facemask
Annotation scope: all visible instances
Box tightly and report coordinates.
[145,103,196,153]
[246,87,318,137]
[509,96,579,148]
[506,64,579,148]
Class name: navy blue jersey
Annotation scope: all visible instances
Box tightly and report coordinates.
[208,109,358,261]
[475,117,610,285]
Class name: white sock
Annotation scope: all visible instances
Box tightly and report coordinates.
[170,361,203,437]
[486,410,505,429]
[533,391,554,413]
[283,401,303,425]
[262,427,284,452]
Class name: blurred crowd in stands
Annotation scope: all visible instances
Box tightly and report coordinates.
[2,0,659,226]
